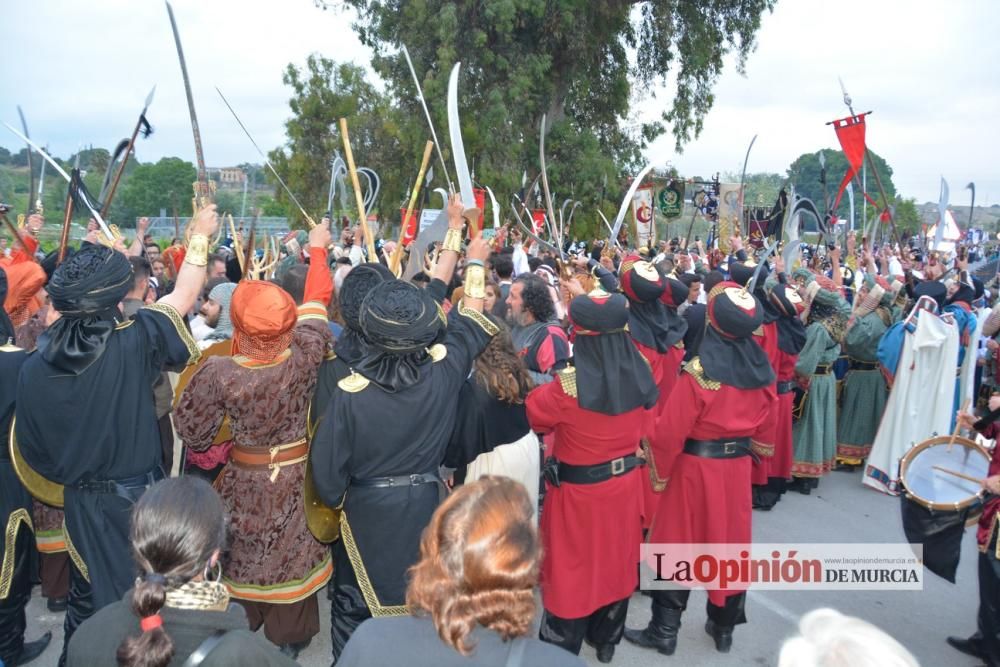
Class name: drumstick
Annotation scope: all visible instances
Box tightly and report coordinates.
[932,465,984,485]
[949,399,972,453]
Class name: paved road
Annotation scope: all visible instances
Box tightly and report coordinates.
[23,470,983,666]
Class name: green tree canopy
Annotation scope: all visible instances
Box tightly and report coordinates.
[785,149,896,229]
[268,56,405,229]
[115,157,196,226]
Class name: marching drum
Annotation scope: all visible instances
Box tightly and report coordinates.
[899,435,991,512]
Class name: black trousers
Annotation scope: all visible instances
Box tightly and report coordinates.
[539,597,630,655]
[58,559,93,667]
[0,515,34,665]
[978,533,1000,666]
[329,539,371,664]
[652,588,747,627]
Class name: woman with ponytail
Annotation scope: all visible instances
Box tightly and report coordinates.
[66,477,294,666]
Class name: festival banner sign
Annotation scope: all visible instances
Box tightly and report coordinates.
[657,181,684,219]
[716,183,742,253]
[632,185,655,247]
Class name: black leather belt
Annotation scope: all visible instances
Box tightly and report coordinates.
[849,359,878,371]
[543,455,642,487]
[683,438,758,463]
[814,364,832,375]
[352,472,441,488]
[74,467,165,503]
[777,380,796,394]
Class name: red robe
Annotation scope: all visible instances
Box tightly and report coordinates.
[769,348,798,481]
[648,365,776,605]
[633,340,685,528]
[527,375,652,619]
[750,322,780,485]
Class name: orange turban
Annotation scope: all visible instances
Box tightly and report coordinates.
[230,281,296,362]
[3,262,46,327]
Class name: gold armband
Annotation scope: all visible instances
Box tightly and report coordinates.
[185,234,210,267]
[464,265,486,300]
[442,228,463,254]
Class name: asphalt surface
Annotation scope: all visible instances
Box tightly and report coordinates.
[23,469,984,666]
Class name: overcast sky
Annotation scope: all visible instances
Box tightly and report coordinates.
[2,0,997,206]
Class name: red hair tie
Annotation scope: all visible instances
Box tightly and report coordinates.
[140,614,163,632]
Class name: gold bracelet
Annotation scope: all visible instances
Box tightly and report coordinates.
[185,234,209,267]
[464,265,486,300]
[442,228,463,254]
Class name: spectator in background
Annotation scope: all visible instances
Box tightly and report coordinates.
[336,477,583,666]
[66,477,295,667]
[208,253,227,280]
[778,608,918,667]
[507,274,570,385]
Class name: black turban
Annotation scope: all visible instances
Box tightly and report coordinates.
[0,268,15,345]
[334,262,394,367]
[568,293,659,415]
[354,279,445,392]
[699,282,775,390]
[39,245,133,374]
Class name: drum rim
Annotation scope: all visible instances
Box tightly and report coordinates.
[899,435,990,511]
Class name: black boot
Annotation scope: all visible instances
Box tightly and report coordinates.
[946,633,984,659]
[9,632,52,666]
[705,619,733,653]
[47,597,68,613]
[584,639,615,663]
[624,604,682,655]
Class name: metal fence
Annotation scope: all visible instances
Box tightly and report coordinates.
[140,216,291,241]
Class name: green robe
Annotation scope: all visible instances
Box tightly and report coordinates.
[836,308,891,464]
[792,323,841,477]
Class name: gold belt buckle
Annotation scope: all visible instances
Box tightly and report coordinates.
[611,457,626,475]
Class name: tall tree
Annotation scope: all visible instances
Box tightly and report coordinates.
[268,56,405,229]
[336,0,774,240]
[115,157,197,226]
[785,149,896,226]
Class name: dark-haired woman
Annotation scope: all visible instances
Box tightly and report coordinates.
[445,318,539,513]
[337,477,583,666]
[66,477,295,667]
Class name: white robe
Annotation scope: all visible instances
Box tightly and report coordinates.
[465,430,540,520]
[958,308,987,409]
[864,311,959,495]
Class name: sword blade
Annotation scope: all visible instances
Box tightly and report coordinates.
[165,1,207,181]
[447,62,480,223]
[17,106,35,214]
[611,164,655,241]
[216,87,315,227]
[402,45,452,191]
[3,123,112,238]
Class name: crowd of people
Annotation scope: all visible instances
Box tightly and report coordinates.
[1,193,994,667]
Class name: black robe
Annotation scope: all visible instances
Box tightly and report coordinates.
[444,379,531,483]
[0,345,34,663]
[310,306,498,615]
[15,305,197,613]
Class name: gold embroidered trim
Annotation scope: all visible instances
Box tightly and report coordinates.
[557,367,578,398]
[64,519,90,583]
[225,555,333,604]
[232,348,292,369]
[297,301,328,322]
[324,350,337,361]
[751,440,775,458]
[428,344,447,363]
[338,372,370,393]
[641,439,668,492]
[144,303,202,366]
[683,357,721,391]
[0,509,32,599]
[457,306,500,336]
[339,511,407,617]
[115,319,135,331]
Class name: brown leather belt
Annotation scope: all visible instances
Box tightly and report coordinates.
[230,439,308,482]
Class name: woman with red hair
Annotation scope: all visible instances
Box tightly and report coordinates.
[337,477,582,666]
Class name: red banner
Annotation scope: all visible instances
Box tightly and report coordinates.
[469,187,486,237]
[531,209,546,235]
[829,113,868,213]
[400,207,420,247]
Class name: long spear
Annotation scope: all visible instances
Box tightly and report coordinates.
[339,118,378,262]
[391,140,434,275]
[57,152,82,264]
[100,86,156,218]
